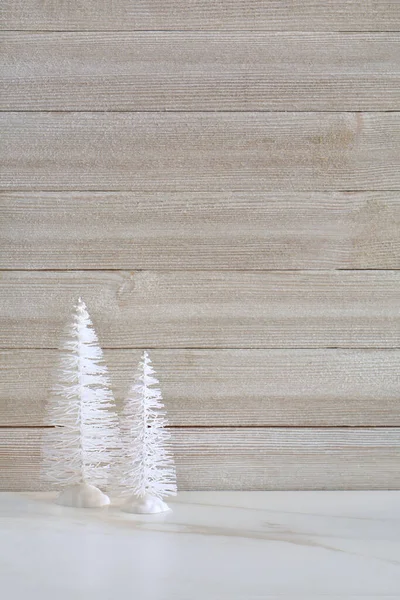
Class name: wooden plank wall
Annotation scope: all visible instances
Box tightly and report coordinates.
[1,2,399,491]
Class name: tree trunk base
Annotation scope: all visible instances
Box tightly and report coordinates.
[122,494,171,514]
[55,483,110,508]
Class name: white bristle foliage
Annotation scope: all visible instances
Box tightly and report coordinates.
[41,297,119,489]
[116,351,177,499]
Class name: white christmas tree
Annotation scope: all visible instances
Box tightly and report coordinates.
[117,351,177,514]
[41,297,120,508]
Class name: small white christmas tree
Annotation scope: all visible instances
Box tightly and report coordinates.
[41,297,120,508]
[117,351,177,514]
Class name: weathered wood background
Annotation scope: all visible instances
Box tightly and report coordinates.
[1,1,399,491]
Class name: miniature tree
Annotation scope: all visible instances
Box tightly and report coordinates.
[117,351,177,513]
[41,297,120,508]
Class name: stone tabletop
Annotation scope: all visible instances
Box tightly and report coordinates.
[0,491,399,599]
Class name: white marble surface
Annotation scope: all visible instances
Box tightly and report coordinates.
[0,491,399,599]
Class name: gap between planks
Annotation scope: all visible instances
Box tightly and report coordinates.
[1,111,400,113]
[1,425,400,430]
[2,270,399,273]
[3,30,400,33]
[4,189,400,193]
[2,110,400,113]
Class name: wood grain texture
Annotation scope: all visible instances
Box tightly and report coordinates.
[2,32,399,111]
[2,427,399,491]
[0,271,398,349]
[1,1,399,31]
[1,0,399,495]
[2,192,399,270]
[1,349,399,427]
[2,112,400,191]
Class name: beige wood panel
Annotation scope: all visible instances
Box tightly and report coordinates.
[2,33,399,111]
[1,1,399,31]
[1,427,399,491]
[2,192,399,270]
[0,271,398,349]
[2,113,399,191]
[1,349,399,427]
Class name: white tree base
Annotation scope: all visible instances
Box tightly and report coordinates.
[55,483,110,508]
[122,494,171,514]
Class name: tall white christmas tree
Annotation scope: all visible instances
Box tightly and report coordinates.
[117,351,177,514]
[41,297,120,508]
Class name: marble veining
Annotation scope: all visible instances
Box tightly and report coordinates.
[0,491,399,599]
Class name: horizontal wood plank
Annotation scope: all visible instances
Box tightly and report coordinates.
[2,192,399,270]
[1,349,399,427]
[1,428,399,491]
[0,271,398,349]
[1,1,399,31]
[2,113,399,191]
[2,33,399,111]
